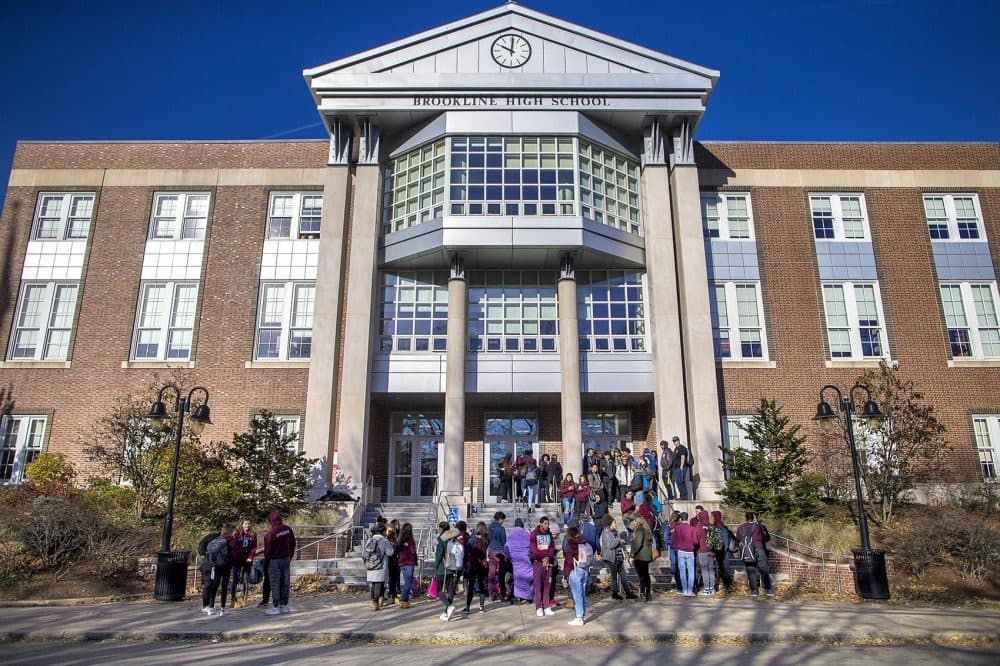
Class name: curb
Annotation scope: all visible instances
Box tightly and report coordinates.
[1,629,997,646]
[0,594,153,608]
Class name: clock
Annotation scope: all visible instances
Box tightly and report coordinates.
[491,33,531,68]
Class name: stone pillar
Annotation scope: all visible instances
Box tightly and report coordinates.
[331,121,382,499]
[442,255,467,499]
[558,255,583,477]
[669,121,724,500]
[303,126,352,499]
[640,121,689,468]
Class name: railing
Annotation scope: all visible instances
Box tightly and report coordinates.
[467,475,476,520]
[767,531,851,594]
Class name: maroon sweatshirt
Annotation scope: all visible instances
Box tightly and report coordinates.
[529,526,555,564]
[263,511,296,559]
[672,522,697,553]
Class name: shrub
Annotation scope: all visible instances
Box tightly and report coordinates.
[87,518,157,580]
[11,496,91,573]
[25,452,76,485]
[884,515,947,581]
[940,511,1000,585]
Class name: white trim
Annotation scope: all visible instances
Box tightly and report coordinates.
[923,193,987,242]
[0,415,47,484]
[809,193,871,241]
[710,281,768,361]
[6,281,79,361]
[31,192,95,240]
[148,192,210,241]
[939,281,1000,360]
[972,415,1000,481]
[821,281,890,361]
[254,281,315,361]
[130,280,199,361]
[701,192,755,240]
[266,192,324,239]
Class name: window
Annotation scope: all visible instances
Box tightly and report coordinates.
[577,271,645,353]
[701,193,753,240]
[149,193,210,240]
[255,282,315,360]
[581,412,631,451]
[384,140,446,234]
[579,140,641,235]
[810,194,869,240]
[973,416,1000,481]
[7,282,79,361]
[923,194,984,240]
[710,282,767,360]
[266,192,323,239]
[379,272,449,353]
[0,416,46,483]
[131,281,199,360]
[939,282,1000,359]
[821,282,888,359]
[33,193,95,240]
[469,271,557,352]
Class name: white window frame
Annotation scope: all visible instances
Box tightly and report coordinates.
[923,193,986,242]
[821,281,890,360]
[701,192,755,240]
[32,192,95,240]
[7,281,79,361]
[253,414,302,453]
[266,192,323,239]
[972,415,1000,481]
[710,281,768,360]
[254,281,315,360]
[130,281,200,361]
[0,415,47,483]
[939,281,1000,359]
[809,193,870,241]
[149,192,210,240]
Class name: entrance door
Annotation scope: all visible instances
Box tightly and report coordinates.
[581,411,631,455]
[484,415,538,501]
[388,413,443,501]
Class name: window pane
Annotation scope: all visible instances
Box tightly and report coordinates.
[823,285,848,327]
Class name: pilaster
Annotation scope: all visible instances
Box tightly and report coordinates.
[442,255,467,496]
[557,255,583,476]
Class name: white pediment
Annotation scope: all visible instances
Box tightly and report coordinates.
[305,3,717,83]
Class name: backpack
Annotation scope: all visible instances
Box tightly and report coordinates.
[706,526,723,551]
[445,537,465,571]
[641,474,651,491]
[525,466,538,486]
[739,524,759,564]
[575,542,594,569]
[629,474,643,492]
[207,537,230,568]
[363,538,385,571]
[651,495,662,514]
[249,560,264,585]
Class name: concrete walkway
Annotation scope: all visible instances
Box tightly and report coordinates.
[1,593,997,645]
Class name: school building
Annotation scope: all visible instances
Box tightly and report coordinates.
[1,3,998,508]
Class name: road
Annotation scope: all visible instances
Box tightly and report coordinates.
[3,641,998,665]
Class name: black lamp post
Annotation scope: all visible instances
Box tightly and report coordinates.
[813,383,890,599]
[147,384,212,601]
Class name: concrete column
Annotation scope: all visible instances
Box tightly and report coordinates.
[330,163,382,497]
[442,256,467,498]
[669,164,724,500]
[641,164,689,464]
[303,164,350,498]
[557,256,583,477]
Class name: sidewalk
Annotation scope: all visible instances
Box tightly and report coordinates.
[1,593,997,645]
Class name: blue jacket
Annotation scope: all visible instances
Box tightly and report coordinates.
[581,521,600,553]
[487,521,507,553]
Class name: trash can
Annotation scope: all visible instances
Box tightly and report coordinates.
[851,548,890,600]
[154,550,190,601]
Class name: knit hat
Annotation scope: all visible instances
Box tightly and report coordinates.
[514,518,525,528]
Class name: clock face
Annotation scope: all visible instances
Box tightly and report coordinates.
[491,34,531,68]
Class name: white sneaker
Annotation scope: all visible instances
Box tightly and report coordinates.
[536,608,544,617]
[215,608,227,616]
[568,617,585,627]
[440,611,449,621]
[280,605,291,614]
[445,605,455,620]
[544,607,555,616]
[201,606,212,615]
[265,607,282,615]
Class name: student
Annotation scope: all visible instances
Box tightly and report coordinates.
[463,522,490,614]
[563,525,591,627]
[433,521,461,621]
[671,436,691,500]
[693,516,715,596]
[524,459,541,512]
[546,455,563,507]
[620,489,636,523]
[487,511,509,601]
[386,519,401,605]
[710,511,735,594]
[263,511,296,615]
[230,519,257,607]
[498,454,513,503]
[672,511,696,596]
[630,516,654,602]
[396,522,418,608]
[529,516,556,616]
[505,518,534,604]
[736,512,774,597]
[666,511,682,593]
[365,523,395,610]
[599,515,636,600]
[197,526,221,615]
[202,524,234,616]
[539,454,552,503]
[558,473,577,520]
[574,476,592,519]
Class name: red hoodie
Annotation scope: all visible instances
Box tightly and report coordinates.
[263,511,296,559]
[529,526,555,563]
[672,522,697,553]
[575,482,592,503]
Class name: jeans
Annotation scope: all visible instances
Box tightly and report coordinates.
[698,552,716,592]
[498,478,510,503]
[260,558,270,604]
[668,547,681,590]
[436,572,458,608]
[532,561,552,610]
[673,468,690,500]
[370,581,384,602]
[678,550,695,595]
[465,569,488,610]
[745,547,773,595]
[526,483,538,506]
[400,565,415,601]
[635,490,644,507]
[561,497,575,518]
[387,558,400,599]
[202,565,231,609]
[568,566,587,618]
[608,559,633,597]
[268,557,291,607]
[229,561,248,601]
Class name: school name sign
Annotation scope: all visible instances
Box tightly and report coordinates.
[413,95,610,107]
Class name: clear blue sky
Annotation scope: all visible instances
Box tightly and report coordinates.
[1,0,998,207]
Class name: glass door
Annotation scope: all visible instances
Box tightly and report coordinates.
[484,414,538,501]
[389,413,443,501]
